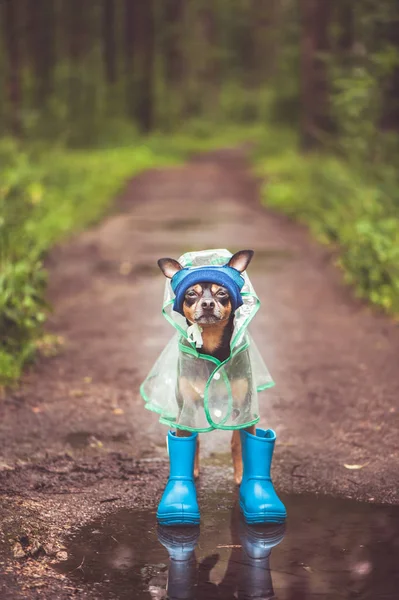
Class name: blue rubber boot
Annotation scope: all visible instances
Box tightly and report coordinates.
[239,428,286,524]
[157,431,200,526]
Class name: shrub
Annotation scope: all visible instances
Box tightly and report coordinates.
[254,130,399,316]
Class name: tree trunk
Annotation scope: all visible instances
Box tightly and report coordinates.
[31,0,56,108]
[66,0,89,62]
[124,0,154,131]
[381,4,399,130]
[135,0,154,132]
[299,0,333,150]
[1,0,22,136]
[163,0,184,86]
[103,0,117,84]
[124,0,136,119]
[336,0,355,57]
[252,0,278,84]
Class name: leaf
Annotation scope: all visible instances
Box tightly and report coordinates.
[303,566,313,573]
[343,463,369,470]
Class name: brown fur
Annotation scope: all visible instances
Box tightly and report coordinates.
[201,319,231,355]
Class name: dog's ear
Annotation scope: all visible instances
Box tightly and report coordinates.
[157,258,183,279]
[227,250,254,273]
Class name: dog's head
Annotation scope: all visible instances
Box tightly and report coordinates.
[158,250,254,326]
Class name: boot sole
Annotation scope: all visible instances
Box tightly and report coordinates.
[156,512,200,526]
[240,500,286,525]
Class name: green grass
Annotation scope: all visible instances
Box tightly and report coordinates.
[252,127,399,317]
[0,138,179,385]
[5,117,397,386]
[0,124,265,386]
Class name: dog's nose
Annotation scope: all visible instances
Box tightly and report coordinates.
[201,299,215,310]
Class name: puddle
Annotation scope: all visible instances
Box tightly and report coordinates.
[128,217,208,232]
[53,492,399,599]
[65,431,129,449]
[65,431,97,449]
[163,218,209,231]
[203,452,232,467]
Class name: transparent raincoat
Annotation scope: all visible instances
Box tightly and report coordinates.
[140,249,275,432]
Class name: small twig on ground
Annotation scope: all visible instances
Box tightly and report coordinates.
[99,496,121,503]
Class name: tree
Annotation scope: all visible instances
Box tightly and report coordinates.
[124,0,136,119]
[135,0,155,132]
[31,0,56,108]
[299,0,333,150]
[124,0,154,131]
[163,0,184,87]
[1,0,22,136]
[103,0,117,85]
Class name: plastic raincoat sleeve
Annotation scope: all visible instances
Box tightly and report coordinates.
[140,249,275,432]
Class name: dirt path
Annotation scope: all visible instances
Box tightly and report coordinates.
[1,149,399,597]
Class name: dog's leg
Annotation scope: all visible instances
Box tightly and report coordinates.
[231,425,256,485]
[194,436,200,480]
[231,431,242,485]
[176,429,200,479]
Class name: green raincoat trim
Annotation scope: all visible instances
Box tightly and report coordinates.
[140,249,275,432]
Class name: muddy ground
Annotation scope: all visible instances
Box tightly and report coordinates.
[0,148,398,598]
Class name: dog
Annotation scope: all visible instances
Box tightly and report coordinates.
[157,249,255,485]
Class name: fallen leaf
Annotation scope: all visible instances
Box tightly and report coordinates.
[0,461,14,471]
[113,408,124,415]
[83,376,92,384]
[69,389,84,398]
[31,406,43,414]
[12,543,26,559]
[303,566,313,573]
[344,463,369,470]
[119,261,133,275]
[90,439,103,449]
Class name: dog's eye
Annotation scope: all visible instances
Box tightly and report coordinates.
[216,290,228,297]
[186,290,197,298]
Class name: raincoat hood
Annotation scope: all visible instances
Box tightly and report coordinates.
[141,249,275,433]
[163,249,260,350]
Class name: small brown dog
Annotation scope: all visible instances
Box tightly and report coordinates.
[158,250,255,484]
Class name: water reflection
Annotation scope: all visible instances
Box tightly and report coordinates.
[154,502,285,599]
[53,492,399,599]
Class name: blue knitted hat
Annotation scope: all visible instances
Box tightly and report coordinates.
[171,265,245,315]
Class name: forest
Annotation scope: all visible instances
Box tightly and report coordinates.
[1,0,399,384]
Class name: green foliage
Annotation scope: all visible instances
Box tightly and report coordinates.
[0,124,266,385]
[254,129,399,316]
[0,260,47,384]
[0,135,179,385]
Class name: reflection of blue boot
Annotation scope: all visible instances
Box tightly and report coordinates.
[240,521,285,559]
[157,526,200,600]
[157,431,200,526]
[157,525,200,560]
[238,521,285,599]
[239,429,286,524]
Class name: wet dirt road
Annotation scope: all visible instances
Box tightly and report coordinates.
[1,149,399,598]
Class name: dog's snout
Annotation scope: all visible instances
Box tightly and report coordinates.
[201,299,215,310]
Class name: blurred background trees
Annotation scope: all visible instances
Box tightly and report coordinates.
[1,0,398,150]
[1,0,399,385]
